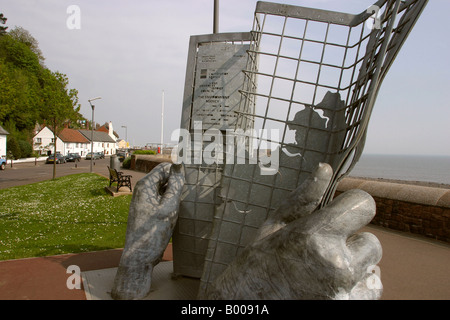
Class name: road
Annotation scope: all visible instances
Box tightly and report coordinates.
[0,157,113,190]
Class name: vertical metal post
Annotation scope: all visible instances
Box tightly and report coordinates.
[121,125,128,149]
[161,90,164,154]
[213,0,219,34]
[88,97,101,173]
[90,104,95,173]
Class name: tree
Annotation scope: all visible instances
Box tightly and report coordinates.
[6,136,20,159]
[0,13,7,35]
[2,120,33,159]
[9,26,45,66]
[0,34,43,131]
[40,69,81,179]
[0,26,84,170]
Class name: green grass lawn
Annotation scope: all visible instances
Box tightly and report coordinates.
[0,173,132,261]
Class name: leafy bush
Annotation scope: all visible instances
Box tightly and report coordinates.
[6,136,20,159]
[122,156,132,169]
[6,135,33,159]
[133,150,156,155]
[18,139,32,158]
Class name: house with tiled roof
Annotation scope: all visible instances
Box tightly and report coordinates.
[78,129,117,155]
[33,124,118,157]
[33,126,64,156]
[97,121,119,141]
[58,128,90,156]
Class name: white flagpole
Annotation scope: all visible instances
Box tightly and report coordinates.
[161,90,164,154]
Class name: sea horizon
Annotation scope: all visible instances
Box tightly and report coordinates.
[348,153,450,186]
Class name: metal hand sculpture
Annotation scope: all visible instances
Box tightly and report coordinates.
[203,163,382,300]
[111,163,185,300]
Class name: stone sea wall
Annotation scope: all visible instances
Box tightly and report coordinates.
[336,178,450,243]
[130,154,172,173]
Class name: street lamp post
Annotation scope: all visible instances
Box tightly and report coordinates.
[121,125,128,149]
[161,90,164,154]
[88,97,101,173]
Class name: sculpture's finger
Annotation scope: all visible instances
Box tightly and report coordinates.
[348,273,383,300]
[160,163,185,210]
[301,189,376,238]
[346,232,382,295]
[134,162,171,207]
[255,163,332,241]
[280,162,333,220]
[347,232,382,274]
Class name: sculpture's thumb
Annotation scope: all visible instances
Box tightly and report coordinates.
[255,163,332,241]
[159,163,185,209]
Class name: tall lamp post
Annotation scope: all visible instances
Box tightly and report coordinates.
[121,125,128,149]
[88,97,101,173]
[161,90,164,154]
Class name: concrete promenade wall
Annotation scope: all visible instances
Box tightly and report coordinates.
[129,156,450,243]
[336,178,450,243]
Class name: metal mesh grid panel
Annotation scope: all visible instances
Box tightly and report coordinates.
[199,0,428,296]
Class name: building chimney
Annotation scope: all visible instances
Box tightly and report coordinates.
[108,121,114,140]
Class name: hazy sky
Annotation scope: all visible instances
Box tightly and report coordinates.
[1,0,449,156]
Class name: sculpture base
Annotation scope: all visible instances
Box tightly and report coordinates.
[104,186,133,197]
[81,261,200,300]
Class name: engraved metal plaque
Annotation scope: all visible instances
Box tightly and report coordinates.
[191,43,248,131]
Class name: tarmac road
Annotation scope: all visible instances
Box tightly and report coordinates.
[0,157,112,190]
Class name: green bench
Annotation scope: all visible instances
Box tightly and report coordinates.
[107,166,132,192]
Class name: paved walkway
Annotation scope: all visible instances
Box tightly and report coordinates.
[0,225,449,300]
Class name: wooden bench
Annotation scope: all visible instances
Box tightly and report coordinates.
[107,166,132,192]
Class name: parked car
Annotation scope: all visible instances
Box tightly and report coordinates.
[85,152,101,160]
[117,152,126,162]
[0,158,6,170]
[96,152,105,159]
[46,153,66,164]
[66,153,81,162]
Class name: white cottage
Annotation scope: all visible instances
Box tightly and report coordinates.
[0,125,9,158]
[58,128,90,156]
[78,129,117,155]
[33,122,118,157]
[33,126,64,156]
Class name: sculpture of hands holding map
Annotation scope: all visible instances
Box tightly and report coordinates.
[112,162,382,300]
[203,163,383,300]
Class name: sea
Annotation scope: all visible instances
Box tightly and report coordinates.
[348,154,450,186]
